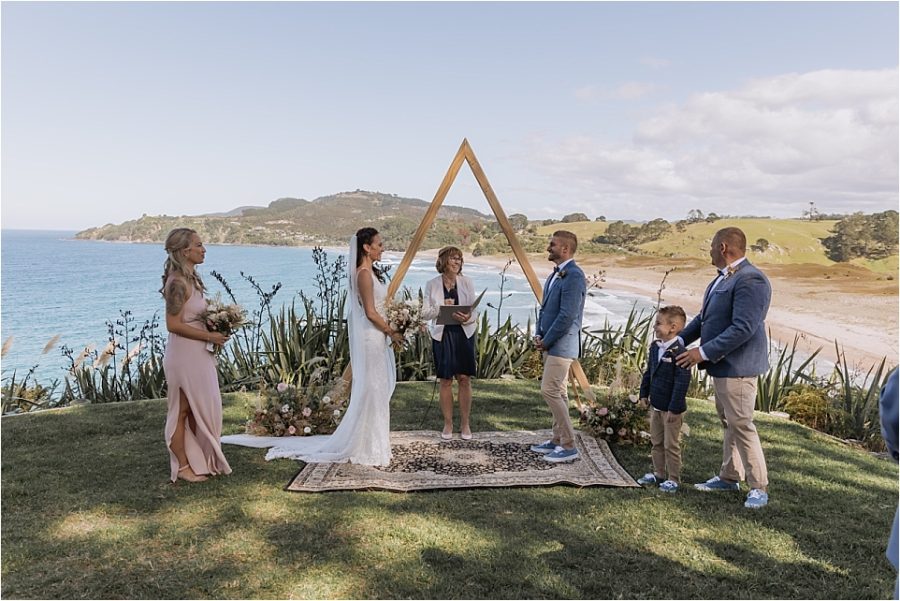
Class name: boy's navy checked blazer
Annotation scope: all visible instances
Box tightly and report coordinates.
[639,340,691,414]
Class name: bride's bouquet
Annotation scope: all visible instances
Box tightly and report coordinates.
[384,297,428,350]
[198,295,247,353]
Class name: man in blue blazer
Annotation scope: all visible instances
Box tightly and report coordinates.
[530,230,586,463]
[676,227,772,509]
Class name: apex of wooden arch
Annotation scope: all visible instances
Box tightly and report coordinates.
[375,138,596,404]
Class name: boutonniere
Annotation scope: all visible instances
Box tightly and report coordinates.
[557,269,568,279]
[724,265,738,279]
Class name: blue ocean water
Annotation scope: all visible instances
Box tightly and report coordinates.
[1,230,656,384]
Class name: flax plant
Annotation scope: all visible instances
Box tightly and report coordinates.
[755,332,821,412]
[830,341,891,447]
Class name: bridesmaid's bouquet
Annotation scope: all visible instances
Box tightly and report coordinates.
[384,297,428,350]
[199,295,247,352]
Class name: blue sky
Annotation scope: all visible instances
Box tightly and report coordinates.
[2,1,897,230]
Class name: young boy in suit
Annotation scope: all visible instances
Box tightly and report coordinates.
[637,306,691,493]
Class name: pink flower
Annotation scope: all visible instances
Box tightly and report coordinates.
[287,425,296,435]
[618,428,627,437]
[597,407,609,416]
[302,407,312,417]
[276,382,289,393]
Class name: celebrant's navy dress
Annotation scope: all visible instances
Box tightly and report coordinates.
[432,285,477,379]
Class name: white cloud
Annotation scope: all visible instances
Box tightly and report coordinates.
[534,68,898,220]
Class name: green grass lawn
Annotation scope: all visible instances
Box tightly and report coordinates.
[3,380,897,599]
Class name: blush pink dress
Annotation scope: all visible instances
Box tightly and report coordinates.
[163,280,232,481]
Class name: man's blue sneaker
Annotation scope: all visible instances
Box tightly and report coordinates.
[659,480,679,493]
[636,473,659,486]
[530,440,557,454]
[694,475,740,492]
[744,489,769,509]
[543,447,579,463]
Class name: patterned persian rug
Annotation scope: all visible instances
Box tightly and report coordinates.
[286,429,638,493]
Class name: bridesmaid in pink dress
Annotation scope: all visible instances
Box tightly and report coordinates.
[160,228,232,483]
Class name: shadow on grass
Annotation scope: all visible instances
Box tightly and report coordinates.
[2,380,896,599]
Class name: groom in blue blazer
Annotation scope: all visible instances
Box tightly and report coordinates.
[530,230,586,463]
[676,226,772,509]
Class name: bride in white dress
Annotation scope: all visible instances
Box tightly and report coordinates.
[222,227,403,466]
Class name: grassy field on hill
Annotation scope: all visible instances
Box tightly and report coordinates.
[3,380,896,599]
[537,218,842,265]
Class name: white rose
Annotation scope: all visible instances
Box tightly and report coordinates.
[303,426,311,434]
[333,409,341,416]
[322,396,331,404]
[606,427,614,435]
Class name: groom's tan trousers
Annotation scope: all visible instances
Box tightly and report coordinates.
[714,376,768,489]
[541,353,576,449]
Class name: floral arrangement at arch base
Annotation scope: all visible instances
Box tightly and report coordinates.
[579,392,651,446]
[244,378,350,436]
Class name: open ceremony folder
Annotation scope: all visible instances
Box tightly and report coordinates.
[436,289,487,325]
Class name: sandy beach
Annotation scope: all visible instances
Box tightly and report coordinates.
[450,250,898,372]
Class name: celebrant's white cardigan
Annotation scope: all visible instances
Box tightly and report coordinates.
[424,274,478,341]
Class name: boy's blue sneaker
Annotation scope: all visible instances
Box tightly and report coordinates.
[744,489,769,509]
[694,475,740,492]
[636,473,659,486]
[529,440,557,454]
[659,480,679,493]
[543,447,579,463]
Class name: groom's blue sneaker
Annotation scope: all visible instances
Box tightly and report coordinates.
[636,473,659,486]
[530,440,557,454]
[744,489,769,509]
[543,447,579,463]
[694,475,740,492]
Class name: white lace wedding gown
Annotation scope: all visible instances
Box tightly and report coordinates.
[222,241,396,466]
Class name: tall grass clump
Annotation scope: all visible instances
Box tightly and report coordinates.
[0,335,62,413]
[59,311,167,404]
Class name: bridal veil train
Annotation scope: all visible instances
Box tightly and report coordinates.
[221,231,397,466]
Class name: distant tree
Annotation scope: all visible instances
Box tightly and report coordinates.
[508,213,529,232]
[822,210,898,261]
[562,212,589,223]
[705,212,721,223]
[675,220,687,232]
[597,221,639,246]
[687,209,705,223]
[751,238,770,252]
[803,201,820,221]
[595,215,607,222]
[542,218,559,226]
[638,218,670,242]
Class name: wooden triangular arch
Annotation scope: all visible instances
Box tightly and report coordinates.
[351,138,596,405]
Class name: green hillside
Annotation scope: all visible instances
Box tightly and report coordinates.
[538,218,855,266]
[75,191,494,251]
[641,218,839,265]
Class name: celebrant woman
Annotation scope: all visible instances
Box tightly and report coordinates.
[161,228,232,483]
[425,246,478,440]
